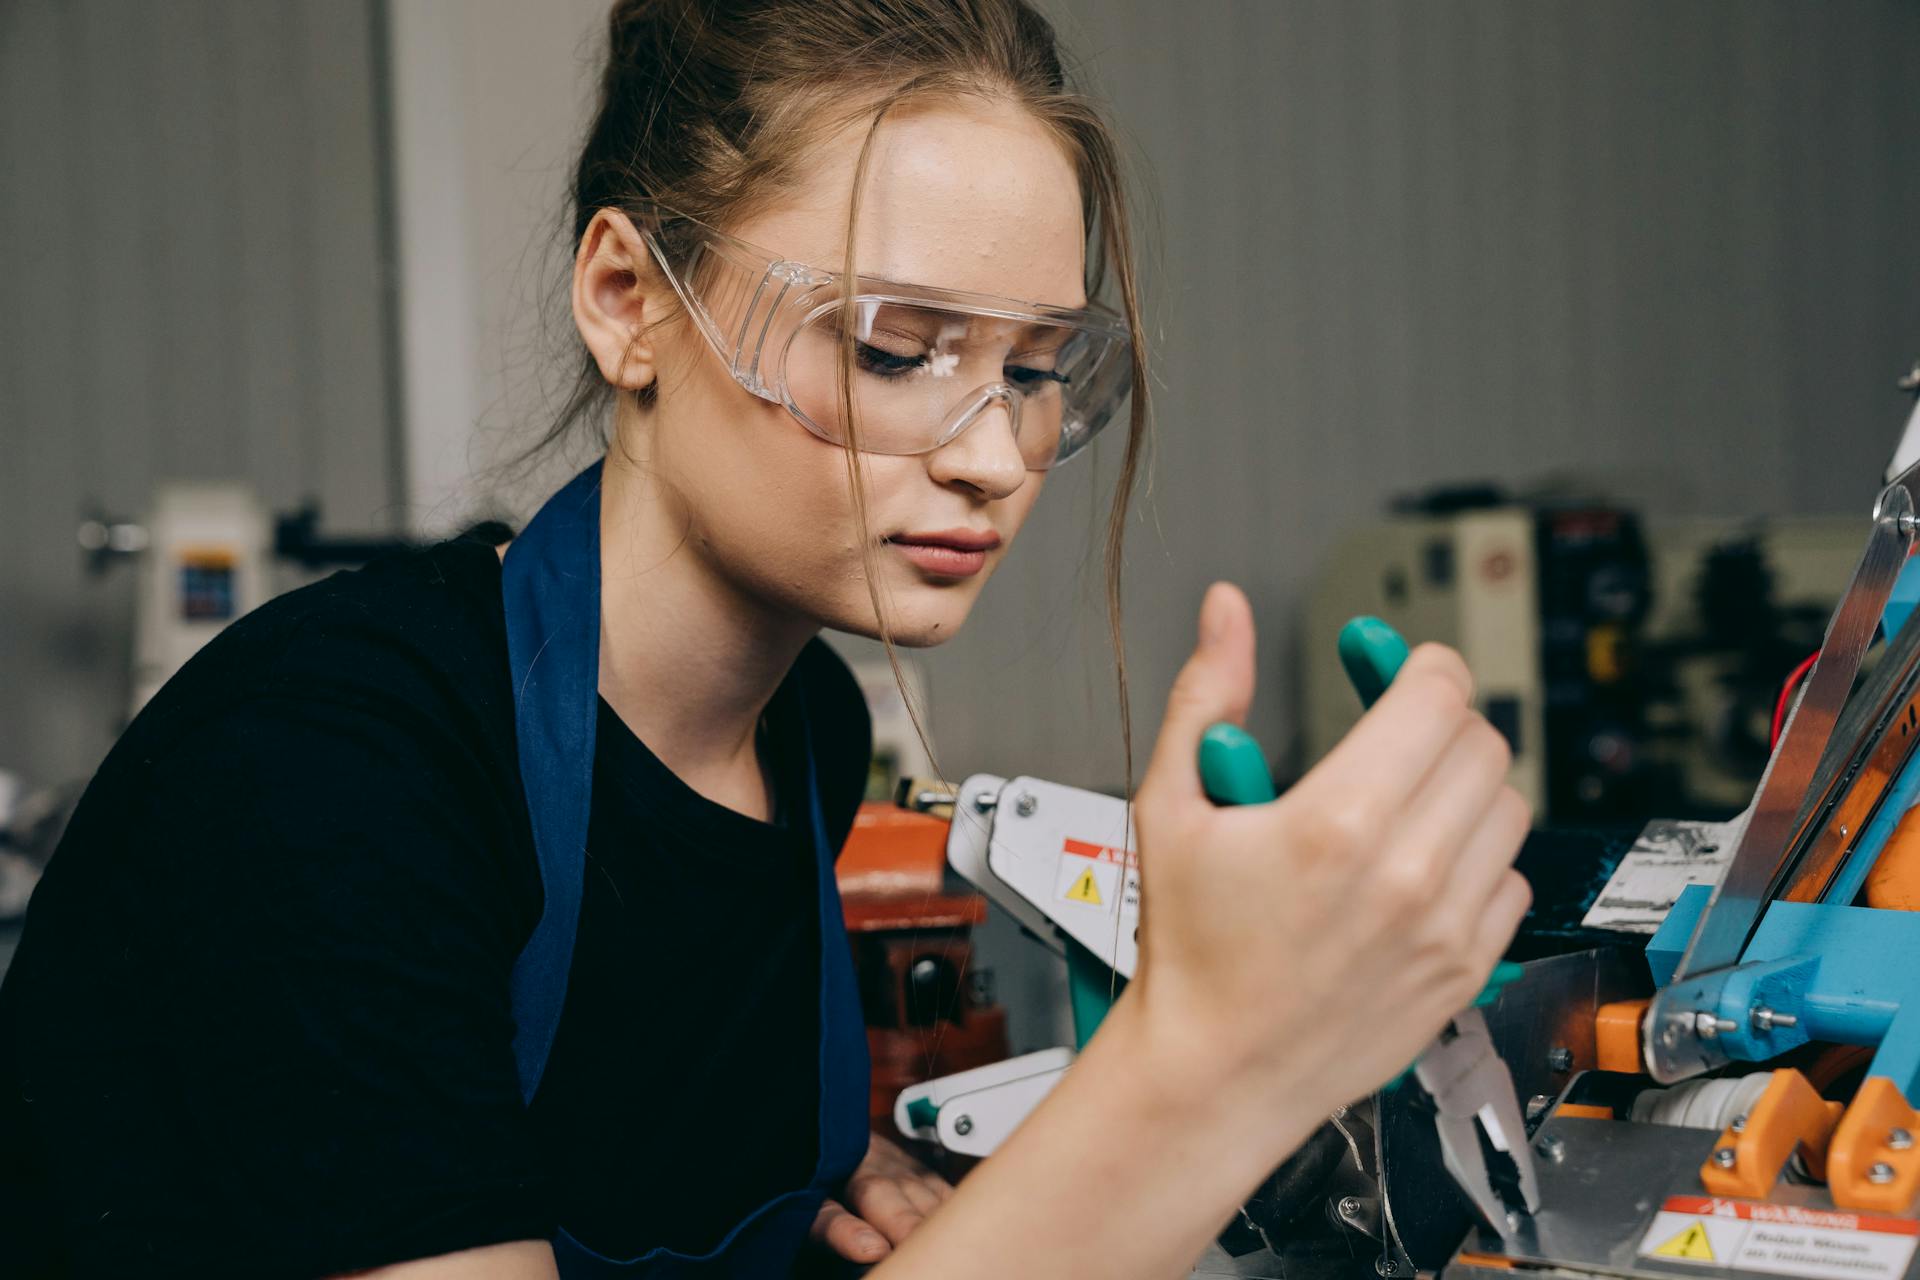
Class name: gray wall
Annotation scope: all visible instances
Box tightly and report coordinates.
[1,0,401,788]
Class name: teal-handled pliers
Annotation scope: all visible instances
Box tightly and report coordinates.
[1196,616,1538,1234]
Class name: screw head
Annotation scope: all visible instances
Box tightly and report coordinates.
[1892,1129,1914,1151]
[1375,1257,1398,1277]
[1731,1115,1748,1134]
[953,1114,974,1136]
[1536,1134,1567,1163]
[1014,792,1037,817]
[1548,1046,1574,1072]
[1338,1196,1362,1217]
[1870,1162,1897,1185]
[1713,1148,1738,1168]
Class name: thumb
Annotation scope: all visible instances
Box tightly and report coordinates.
[1141,581,1257,804]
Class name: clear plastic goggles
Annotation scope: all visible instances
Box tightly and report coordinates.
[637,206,1132,470]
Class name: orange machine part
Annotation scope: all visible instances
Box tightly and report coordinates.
[1865,805,1920,912]
[1555,1103,1614,1121]
[1699,1068,1843,1198]
[1595,999,1651,1074]
[836,802,1009,1125]
[1828,1076,1920,1213]
[1451,1253,1515,1271]
[837,803,986,934]
[838,803,950,896]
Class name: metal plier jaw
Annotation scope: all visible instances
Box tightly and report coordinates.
[1412,1007,1542,1237]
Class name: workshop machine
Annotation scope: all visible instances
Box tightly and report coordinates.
[885,378,1920,1279]
[78,483,421,715]
[1303,501,1859,825]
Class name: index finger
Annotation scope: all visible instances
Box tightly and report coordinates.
[1306,643,1478,811]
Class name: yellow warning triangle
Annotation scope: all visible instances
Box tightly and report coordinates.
[1066,867,1103,905]
[1652,1222,1714,1261]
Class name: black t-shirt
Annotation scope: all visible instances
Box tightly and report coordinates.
[0,535,871,1279]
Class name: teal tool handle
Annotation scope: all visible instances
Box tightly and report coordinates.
[1199,723,1278,805]
[1338,615,1411,709]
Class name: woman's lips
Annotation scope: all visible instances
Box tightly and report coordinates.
[886,531,1000,579]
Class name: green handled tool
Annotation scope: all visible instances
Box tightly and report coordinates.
[1195,616,1524,1070]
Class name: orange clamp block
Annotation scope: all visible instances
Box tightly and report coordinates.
[1595,998,1651,1074]
[1699,1068,1843,1198]
[1829,1077,1920,1213]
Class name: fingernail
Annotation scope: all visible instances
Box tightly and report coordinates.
[861,1231,888,1255]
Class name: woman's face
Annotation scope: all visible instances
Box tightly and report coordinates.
[613,97,1088,646]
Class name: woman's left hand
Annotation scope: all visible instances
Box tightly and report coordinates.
[808,1134,955,1263]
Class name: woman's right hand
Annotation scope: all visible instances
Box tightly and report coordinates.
[1125,581,1532,1126]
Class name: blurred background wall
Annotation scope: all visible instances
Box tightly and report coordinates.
[2,1,403,788]
[4,0,1919,803]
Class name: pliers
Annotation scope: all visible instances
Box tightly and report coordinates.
[1197,615,1539,1236]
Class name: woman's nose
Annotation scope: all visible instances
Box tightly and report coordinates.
[925,387,1028,499]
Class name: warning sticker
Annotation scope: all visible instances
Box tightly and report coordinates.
[1647,1219,1725,1262]
[1638,1196,1920,1280]
[1054,853,1118,914]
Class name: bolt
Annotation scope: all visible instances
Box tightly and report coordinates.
[1713,1148,1738,1169]
[971,792,998,814]
[1014,792,1037,817]
[1548,1046,1574,1072]
[1731,1115,1748,1134]
[1892,1129,1915,1152]
[1871,1162,1897,1185]
[1536,1134,1567,1164]
[1375,1257,1398,1278]
[1695,1012,1738,1039]
[1338,1196,1362,1219]
[1751,1006,1799,1032]
[954,1114,974,1136]
[1526,1094,1554,1124]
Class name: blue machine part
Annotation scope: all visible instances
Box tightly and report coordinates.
[1884,552,1920,640]
[1648,883,1920,1101]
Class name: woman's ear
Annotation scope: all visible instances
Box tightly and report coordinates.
[572,209,670,391]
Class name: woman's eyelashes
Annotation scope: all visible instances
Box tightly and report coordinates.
[854,340,927,377]
[853,339,1070,387]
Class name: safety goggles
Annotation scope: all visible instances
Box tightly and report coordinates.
[636,206,1132,470]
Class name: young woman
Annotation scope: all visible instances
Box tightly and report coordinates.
[0,1,1530,1277]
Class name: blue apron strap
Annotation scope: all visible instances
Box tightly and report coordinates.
[502,461,605,1103]
[503,459,871,1271]
[799,683,874,1190]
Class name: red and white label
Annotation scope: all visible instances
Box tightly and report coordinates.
[1639,1196,1919,1280]
[1062,837,1136,868]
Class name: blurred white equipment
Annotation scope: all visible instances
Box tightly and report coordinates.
[126,483,273,714]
